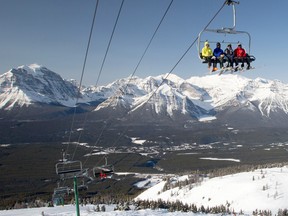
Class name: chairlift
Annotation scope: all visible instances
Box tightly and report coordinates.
[55,149,85,178]
[197,0,256,64]
[53,186,70,195]
[77,179,88,191]
[93,157,114,179]
[55,160,83,178]
[52,186,70,206]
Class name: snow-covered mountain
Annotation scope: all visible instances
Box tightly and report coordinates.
[0,64,81,109]
[1,64,288,126]
[89,72,288,127]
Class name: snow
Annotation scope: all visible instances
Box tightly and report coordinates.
[134,175,162,189]
[0,144,10,147]
[136,166,288,215]
[0,205,214,216]
[200,157,241,162]
[1,166,288,215]
[131,137,146,145]
[129,73,288,118]
[18,63,43,76]
[2,65,288,119]
[84,151,109,156]
[0,64,82,109]
[197,115,217,122]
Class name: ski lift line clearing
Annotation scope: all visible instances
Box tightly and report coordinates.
[197,0,256,64]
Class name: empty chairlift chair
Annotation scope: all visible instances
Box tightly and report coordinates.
[52,186,70,206]
[55,160,83,179]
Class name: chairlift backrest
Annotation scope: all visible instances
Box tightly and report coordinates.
[53,186,70,195]
[93,164,114,179]
[55,160,83,178]
[197,29,252,59]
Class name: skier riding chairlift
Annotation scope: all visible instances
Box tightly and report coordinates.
[197,0,256,72]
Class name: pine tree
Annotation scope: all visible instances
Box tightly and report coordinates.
[101,205,106,212]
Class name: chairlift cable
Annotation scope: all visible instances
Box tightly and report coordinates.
[122,0,174,94]
[70,0,125,162]
[65,0,99,157]
[85,0,229,170]
[95,0,125,86]
[82,0,174,167]
[67,0,228,179]
[144,1,227,102]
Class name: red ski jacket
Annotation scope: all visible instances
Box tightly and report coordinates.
[234,47,247,57]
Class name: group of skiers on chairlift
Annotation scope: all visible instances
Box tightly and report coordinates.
[201,41,251,72]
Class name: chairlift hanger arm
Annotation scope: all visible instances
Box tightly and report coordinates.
[225,0,240,30]
[225,0,239,6]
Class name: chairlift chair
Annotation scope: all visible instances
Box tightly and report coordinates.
[77,179,88,191]
[52,186,70,206]
[53,186,70,195]
[55,160,83,179]
[93,164,114,179]
[93,156,114,179]
[197,0,255,64]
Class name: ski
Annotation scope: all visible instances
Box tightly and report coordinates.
[233,66,255,73]
[208,65,255,75]
[218,67,233,75]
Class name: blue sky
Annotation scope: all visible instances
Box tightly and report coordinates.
[0,0,287,86]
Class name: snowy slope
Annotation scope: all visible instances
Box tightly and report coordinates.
[136,166,288,215]
[0,166,287,215]
[0,205,221,216]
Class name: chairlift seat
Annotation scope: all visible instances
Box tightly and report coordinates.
[53,186,70,195]
[93,165,114,179]
[56,160,83,177]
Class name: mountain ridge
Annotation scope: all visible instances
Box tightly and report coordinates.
[1,64,288,128]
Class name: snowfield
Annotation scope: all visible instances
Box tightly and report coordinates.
[1,166,287,216]
[0,205,223,216]
[136,166,288,215]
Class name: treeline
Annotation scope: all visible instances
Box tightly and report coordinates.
[6,162,288,214]
[10,197,288,215]
[161,162,288,193]
[208,162,288,179]
[134,199,288,216]
[134,199,233,214]
[161,174,204,194]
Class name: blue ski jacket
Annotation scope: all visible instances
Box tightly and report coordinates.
[213,47,224,57]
